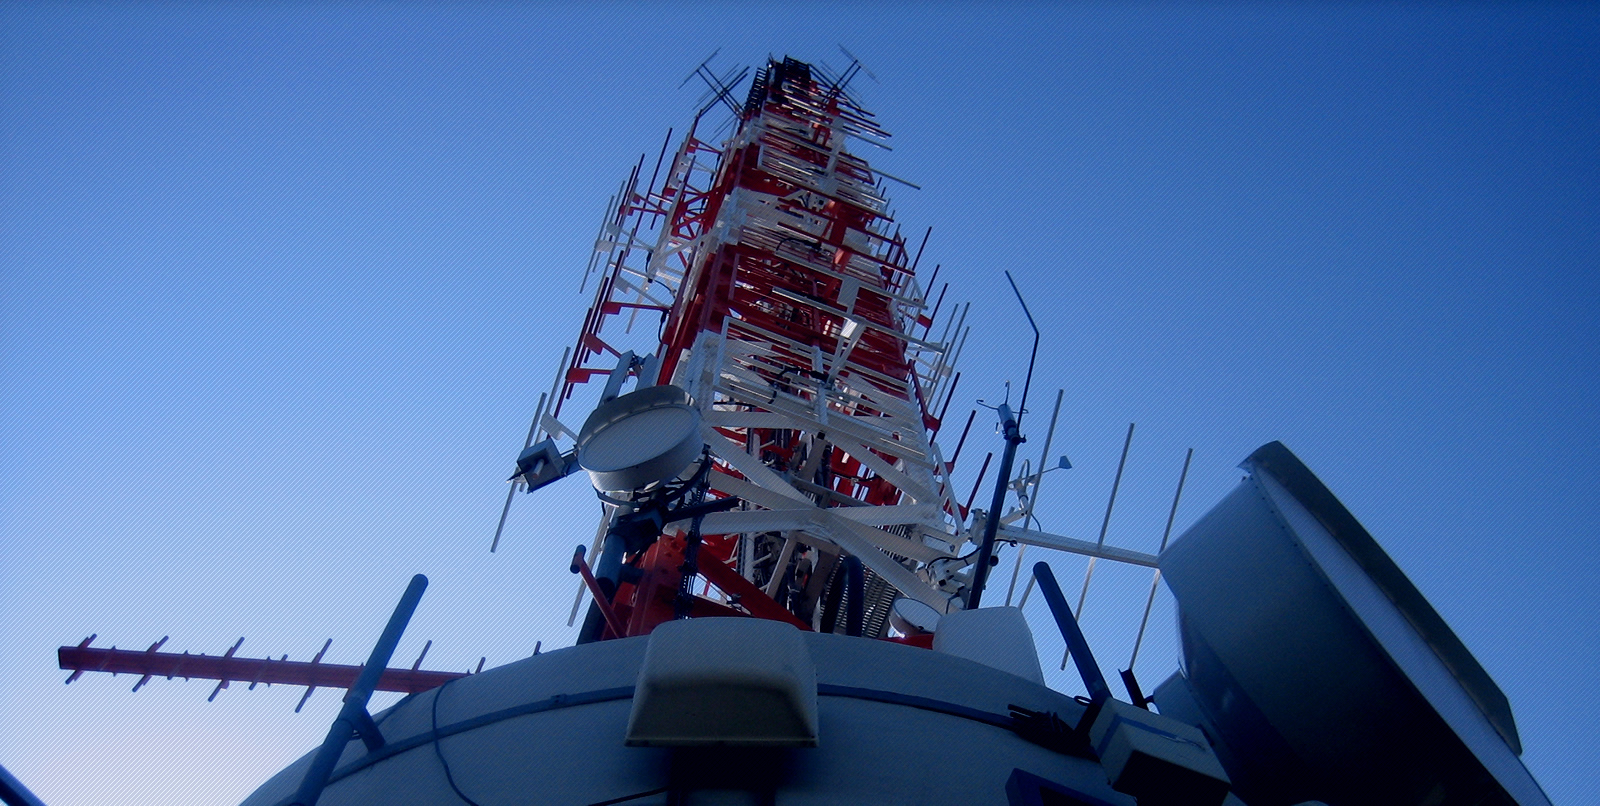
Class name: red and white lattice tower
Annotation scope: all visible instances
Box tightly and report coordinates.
[533,57,977,638]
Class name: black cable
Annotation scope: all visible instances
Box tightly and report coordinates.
[430,680,670,806]
[586,786,671,806]
[430,677,484,806]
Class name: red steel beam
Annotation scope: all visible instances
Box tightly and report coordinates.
[694,551,811,631]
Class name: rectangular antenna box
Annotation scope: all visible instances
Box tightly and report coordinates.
[1088,697,1231,806]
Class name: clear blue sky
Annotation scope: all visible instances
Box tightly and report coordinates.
[2,3,1595,805]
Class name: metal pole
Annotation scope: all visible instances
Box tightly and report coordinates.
[967,403,1023,609]
[0,764,49,806]
[1006,389,1064,606]
[970,271,1039,610]
[579,504,635,644]
[288,574,428,806]
[843,555,865,637]
[1033,562,1111,705]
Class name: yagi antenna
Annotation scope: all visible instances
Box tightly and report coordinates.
[679,48,721,89]
[682,51,746,117]
[838,45,879,83]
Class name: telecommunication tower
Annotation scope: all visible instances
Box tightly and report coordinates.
[507,55,976,640]
[48,55,1550,806]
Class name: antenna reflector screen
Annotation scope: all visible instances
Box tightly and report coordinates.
[576,384,703,493]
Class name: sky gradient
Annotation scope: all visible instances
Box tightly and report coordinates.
[3,3,1596,805]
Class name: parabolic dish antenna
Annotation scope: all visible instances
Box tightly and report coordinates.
[576,384,704,493]
[1155,441,1548,806]
[889,597,942,636]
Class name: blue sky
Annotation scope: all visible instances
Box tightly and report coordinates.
[2,3,1596,805]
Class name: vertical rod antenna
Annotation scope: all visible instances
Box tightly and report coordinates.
[492,391,549,552]
[1064,422,1134,669]
[1129,447,1192,671]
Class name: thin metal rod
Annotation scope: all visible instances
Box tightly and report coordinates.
[569,507,613,626]
[1129,448,1192,671]
[935,371,962,431]
[909,225,932,276]
[289,574,427,806]
[946,408,977,471]
[1077,423,1134,610]
[492,391,549,552]
[962,452,993,517]
[544,344,573,423]
[1002,271,1040,430]
[1003,477,1031,607]
[1033,562,1111,705]
[1065,423,1133,669]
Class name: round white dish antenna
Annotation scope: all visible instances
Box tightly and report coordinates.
[888,597,942,636]
[576,385,703,493]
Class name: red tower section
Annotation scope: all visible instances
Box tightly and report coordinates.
[544,57,972,640]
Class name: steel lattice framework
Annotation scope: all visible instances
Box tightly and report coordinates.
[541,58,976,635]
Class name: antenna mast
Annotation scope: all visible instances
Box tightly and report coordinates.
[513,56,974,636]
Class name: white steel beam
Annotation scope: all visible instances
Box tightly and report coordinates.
[995,522,1159,569]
